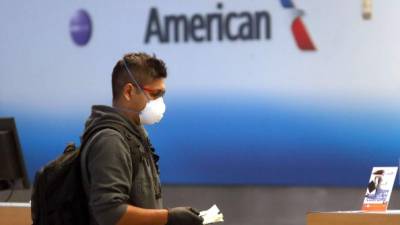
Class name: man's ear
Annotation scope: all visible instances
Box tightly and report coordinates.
[122,83,135,101]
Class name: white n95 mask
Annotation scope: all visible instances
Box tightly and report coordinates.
[139,97,166,125]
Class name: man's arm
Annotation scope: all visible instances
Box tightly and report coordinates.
[85,130,134,225]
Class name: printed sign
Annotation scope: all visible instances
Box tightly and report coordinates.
[361,167,398,211]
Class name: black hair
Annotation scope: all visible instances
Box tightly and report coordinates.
[111,52,167,101]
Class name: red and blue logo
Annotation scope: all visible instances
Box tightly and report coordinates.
[281,0,316,51]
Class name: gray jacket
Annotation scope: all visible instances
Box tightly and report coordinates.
[80,105,163,225]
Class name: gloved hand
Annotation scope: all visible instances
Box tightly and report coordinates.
[166,207,204,225]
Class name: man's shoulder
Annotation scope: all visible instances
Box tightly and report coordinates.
[86,127,143,154]
[81,128,133,170]
[83,128,126,156]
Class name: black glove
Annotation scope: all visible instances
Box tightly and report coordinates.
[166,207,204,225]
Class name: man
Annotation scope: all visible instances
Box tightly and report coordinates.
[80,52,203,225]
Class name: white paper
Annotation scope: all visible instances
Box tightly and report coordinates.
[200,204,224,224]
[0,202,31,207]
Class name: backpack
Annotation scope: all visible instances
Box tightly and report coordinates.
[31,122,142,225]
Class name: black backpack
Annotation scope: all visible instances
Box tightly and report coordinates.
[31,122,142,225]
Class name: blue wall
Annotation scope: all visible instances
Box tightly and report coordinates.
[1,0,399,186]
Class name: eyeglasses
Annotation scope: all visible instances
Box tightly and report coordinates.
[142,86,166,99]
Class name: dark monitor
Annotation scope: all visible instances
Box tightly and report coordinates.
[0,117,30,189]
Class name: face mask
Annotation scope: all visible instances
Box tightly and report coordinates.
[139,97,166,125]
[122,59,166,125]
